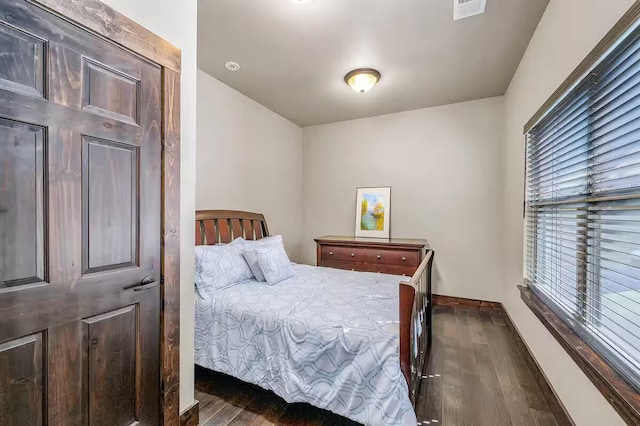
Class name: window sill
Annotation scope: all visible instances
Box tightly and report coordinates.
[518,285,640,425]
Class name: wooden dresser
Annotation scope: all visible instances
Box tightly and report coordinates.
[315,235,427,277]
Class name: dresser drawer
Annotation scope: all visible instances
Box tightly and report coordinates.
[365,248,419,267]
[366,264,416,277]
[321,260,366,272]
[321,245,366,262]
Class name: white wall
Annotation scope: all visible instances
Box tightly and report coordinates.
[302,97,505,302]
[98,0,197,412]
[503,1,634,424]
[196,71,304,260]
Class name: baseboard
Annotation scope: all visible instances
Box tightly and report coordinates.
[180,400,199,426]
[432,294,502,312]
[500,306,574,426]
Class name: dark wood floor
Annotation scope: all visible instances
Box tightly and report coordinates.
[195,306,561,425]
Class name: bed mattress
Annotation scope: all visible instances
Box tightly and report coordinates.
[194,263,417,426]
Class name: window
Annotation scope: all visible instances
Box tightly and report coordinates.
[525,20,640,392]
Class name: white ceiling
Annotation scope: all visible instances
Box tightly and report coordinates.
[198,0,549,127]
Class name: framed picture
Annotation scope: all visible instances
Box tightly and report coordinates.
[354,187,391,238]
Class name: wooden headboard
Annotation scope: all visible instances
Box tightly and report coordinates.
[195,210,270,245]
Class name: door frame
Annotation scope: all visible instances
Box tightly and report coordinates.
[28,0,182,424]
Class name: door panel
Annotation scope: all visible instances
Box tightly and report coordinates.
[0,21,45,98]
[0,334,44,426]
[83,136,139,272]
[82,59,140,124]
[0,119,45,288]
[84,306,137,426]
[0,0,162,424]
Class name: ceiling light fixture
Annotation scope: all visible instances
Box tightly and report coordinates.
[344,68,381,93]
[224,61,240,71]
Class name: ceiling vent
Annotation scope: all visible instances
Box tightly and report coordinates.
[453,0,486,21]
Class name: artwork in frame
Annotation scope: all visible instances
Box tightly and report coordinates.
[354,187,391,238]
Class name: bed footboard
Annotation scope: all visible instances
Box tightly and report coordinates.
[399,249,434,404]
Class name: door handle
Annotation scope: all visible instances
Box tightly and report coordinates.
[124,276,157,291]
[134,281,158,291]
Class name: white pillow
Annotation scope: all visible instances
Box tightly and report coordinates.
[255,244,293,285]
[194,238,253,299]
[240,235,284,282]
[243,250,266,282]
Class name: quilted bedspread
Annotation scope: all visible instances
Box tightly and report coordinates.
[194,264,417,426]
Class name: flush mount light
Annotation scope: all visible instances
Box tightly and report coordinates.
[224,61,240,71]
[344,68,381,94]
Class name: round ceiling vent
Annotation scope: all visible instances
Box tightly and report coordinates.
[224,61,241,71]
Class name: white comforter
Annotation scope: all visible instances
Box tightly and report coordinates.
[194,264,416,426]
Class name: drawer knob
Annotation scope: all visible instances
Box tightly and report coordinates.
[329,251,334,255]
[351,269,355,271]
[376,254,381,259]
[350,253,355,257]
[402,257,407,261]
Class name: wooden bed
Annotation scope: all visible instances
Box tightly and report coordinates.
[195,209,433,405]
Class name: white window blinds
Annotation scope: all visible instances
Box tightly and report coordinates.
[525,22,640,391]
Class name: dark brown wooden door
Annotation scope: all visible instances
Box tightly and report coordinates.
[0,0,162,424]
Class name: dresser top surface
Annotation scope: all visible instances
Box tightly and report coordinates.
[315,235,427,248]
